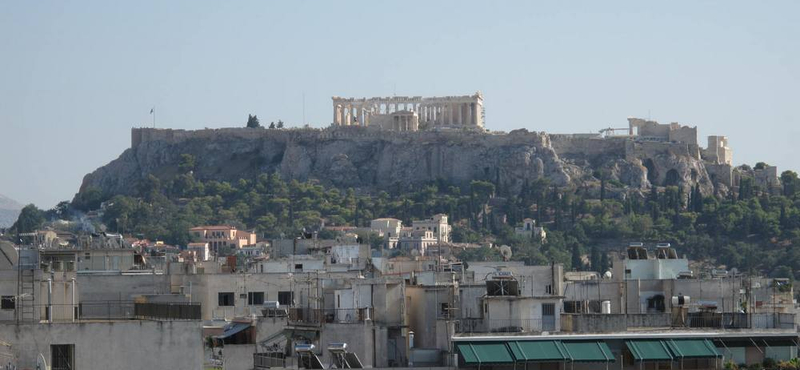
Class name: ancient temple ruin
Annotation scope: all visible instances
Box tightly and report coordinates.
[332,92,484,131]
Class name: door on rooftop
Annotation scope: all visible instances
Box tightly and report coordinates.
[51,344,74,370]
[542,303,556,332]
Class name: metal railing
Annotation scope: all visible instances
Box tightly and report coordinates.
[560,312,796,332]
[134,302,201,320]
[19,301,200,322]
[254,352,286,369]
[287,307,374,326]
[684,312,795,330]
[455,318,545,334]
[23,301,134,322]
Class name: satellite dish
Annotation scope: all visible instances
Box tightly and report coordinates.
[37,353,48,370]
[499,245,513,261]
[410,249,420,257]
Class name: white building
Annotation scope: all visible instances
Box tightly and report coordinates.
[411,214,450,244]
[514,218,547,243]
[187,242,211,261]
[370,218,403,249]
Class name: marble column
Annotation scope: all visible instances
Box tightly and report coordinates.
[333,104,338,125]
[445,104,451,125]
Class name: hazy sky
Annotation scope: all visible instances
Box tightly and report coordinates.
[1,1,798,209]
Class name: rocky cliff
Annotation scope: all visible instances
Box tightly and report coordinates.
[76,127,716,200]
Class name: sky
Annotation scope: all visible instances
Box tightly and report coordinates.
[1,1,798,209]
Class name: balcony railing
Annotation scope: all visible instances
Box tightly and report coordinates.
[684,312,795,330]
[254,352,286,369]
[561,312,796,333]
[287,307,373,326]
[18,301,200,322]
[134,302,201,320]
[455,318,546,334]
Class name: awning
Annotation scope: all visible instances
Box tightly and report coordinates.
[626,340,673,361]
[665,339,721,359]
[563,341,615,362]
[456,343,515,364]
[508,341,569,362]
[216,323,251,339]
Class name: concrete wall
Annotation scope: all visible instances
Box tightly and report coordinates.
[318,323,376,367]
[0,320,203,370]
[222,343,256,370]
[560,313,671,333]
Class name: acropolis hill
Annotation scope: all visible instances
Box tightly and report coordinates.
[78,93,760,201]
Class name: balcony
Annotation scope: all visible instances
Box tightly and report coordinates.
[134,302,201,320]
[254,352,286,369]
[455,318,547,334]
[560,312,796,333]
[19,301,200,323]
[287,307,373,326]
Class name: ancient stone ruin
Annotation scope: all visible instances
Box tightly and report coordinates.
[332,92,484,131]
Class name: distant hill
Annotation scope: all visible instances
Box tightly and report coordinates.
[0,194,23,228]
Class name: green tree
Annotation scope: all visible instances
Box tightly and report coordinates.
[276,120,284,128]
[600,252,610,274]
[781,170,798,197]
[179,154,196,173]
[73,186,105,212]
[590,245,601,272]
[246,114,261,128]
[12,204,45,234]
[571,244,583,271]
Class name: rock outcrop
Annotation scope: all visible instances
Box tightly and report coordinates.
[76,127,716,200]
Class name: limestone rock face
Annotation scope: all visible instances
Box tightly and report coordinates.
[77,127,716,200]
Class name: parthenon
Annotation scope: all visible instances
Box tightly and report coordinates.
[332,92,484,131]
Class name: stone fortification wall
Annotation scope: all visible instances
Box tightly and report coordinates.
[90,127,562,198]
[550,135,627,159]
[131,126,549,149]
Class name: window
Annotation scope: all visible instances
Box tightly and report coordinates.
[542,303,555,316]
[218,292,235,306]
[1,296,14,310]
[294,264,303,272]
[440,303,450,318]
[278,291,294,306]
[545,284,553,294]
[84,252,91,260]
[51,344,74,370]
[248,292,265,305]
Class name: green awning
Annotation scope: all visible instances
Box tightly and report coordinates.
[626,340,673,361]
[665,339,721,359]
[563,341,615,362]
[508,341,569,362]
[456,343,515,364]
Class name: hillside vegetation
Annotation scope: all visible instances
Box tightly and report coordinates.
[28,155,791,279]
